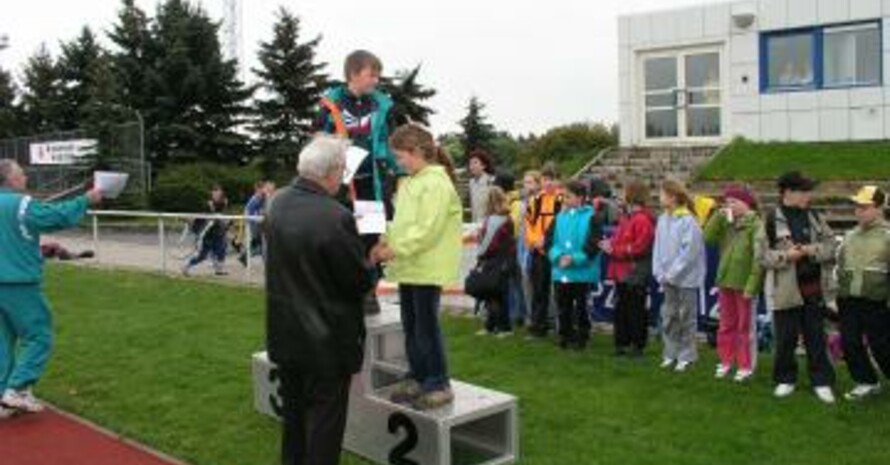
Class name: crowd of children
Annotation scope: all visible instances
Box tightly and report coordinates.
[469,160,890,405]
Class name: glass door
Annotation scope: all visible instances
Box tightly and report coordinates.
[642,49,722,141]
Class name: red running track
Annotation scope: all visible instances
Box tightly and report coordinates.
[0,408,183,465]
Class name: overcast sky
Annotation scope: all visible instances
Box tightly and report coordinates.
[0,0,721,135]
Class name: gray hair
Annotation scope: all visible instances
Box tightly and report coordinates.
[297,134,350,180]
[0,159,21,187]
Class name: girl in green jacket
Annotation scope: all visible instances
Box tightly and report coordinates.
[704,185,763,383]
[373,124,463,410]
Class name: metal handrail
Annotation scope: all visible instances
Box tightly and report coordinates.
[86,209,265,280]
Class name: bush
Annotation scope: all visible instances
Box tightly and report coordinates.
[150,163,262,212]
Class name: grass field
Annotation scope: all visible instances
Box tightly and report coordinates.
[696,138,890,181]
[37,265,890,465]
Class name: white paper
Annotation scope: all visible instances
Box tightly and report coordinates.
[354,200,387,235]
[94,171,129,199]
[343,146,369,185]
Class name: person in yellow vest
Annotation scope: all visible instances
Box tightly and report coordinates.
[525,163,563,339]
[693,194,718,227]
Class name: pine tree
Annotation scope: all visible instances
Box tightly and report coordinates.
[458,96,496,157]
[148,0,253,165]
[108,0,154,113]
[252,7,328,172]
[0,66,20,139]
[57,27,105,130]
[20,45,63,135]
[380,65,436,126]
[82,54,130,166]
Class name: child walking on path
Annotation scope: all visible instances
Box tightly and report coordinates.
[653,179,707,372]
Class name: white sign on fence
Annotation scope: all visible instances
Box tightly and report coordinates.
[29,139,98,165]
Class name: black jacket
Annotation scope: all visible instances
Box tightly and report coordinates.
[265,178,374,377]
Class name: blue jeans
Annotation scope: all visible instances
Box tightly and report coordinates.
[507,274,527,324]
[189,234,227,268]
[399,285,450,392]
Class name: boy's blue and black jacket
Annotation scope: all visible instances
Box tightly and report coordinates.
[545,205,604,283]
[0,188,89,284]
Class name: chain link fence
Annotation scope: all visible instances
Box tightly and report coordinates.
[0,122,148,202]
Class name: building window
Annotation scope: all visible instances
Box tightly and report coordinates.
[761,21,882,93]
[823,23,881,87]
[766,32,816,89]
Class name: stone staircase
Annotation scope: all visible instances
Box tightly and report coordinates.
[576,146,721,189]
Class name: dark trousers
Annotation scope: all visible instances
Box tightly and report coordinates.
[529,252,552,335]
[279,367,352,465]
[556,282,591,345]
[189,234,226,267]
[839,298,890,385]
[399,285,449,392]
[772,303,836,387]
[614,283,648,351]
[485,295,512,334]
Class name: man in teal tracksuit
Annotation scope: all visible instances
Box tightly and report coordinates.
[0,160,101,417]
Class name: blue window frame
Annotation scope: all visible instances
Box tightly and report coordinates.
[760,20,883,93]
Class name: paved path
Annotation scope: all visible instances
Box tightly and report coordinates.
[46,227,478,309]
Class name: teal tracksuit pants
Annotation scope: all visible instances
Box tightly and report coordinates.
[0,284,53,393]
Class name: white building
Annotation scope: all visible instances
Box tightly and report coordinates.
[618,0,890,146]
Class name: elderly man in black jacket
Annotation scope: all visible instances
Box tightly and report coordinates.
[265,134,376,465]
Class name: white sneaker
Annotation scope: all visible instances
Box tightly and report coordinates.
[675,361,692,372]
[814,386,836,404]
[844,384,881,401]
[0,405,17,420]
[715,364,731,379]
[495,331,514,339]
[2,389,44,413]
[734,370,754,383]
[774,384,796,398]
[660,358,675,369]
[475,329,491,336]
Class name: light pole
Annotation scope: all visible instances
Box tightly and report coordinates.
[108,103,146,197]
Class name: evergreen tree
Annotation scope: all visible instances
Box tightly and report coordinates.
[379,65,436,126]
[0,66,20,139]
[108,0,154,113]
[148,0,253,165]
[82,54,130,166]
[20,45,63,134]
[458,96,496,158]
[57,27,104,130]
[252,7,327,172]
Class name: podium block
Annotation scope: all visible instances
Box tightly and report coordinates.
[252,304,519,465]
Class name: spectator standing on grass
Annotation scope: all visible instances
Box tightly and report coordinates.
[475,187,518,337]
[265,135,377,465]
[468,149,495,224]
[653,179,707,372]
[0,160,102,419]
[704,185,763,383]
[547,180,603,351]
[601,179,655,358]
[755,171,838,404]
[494,170,528,327]
[525,164,563,339]
[836,186,890,401]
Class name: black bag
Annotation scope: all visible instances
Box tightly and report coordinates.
[464,258,508,300]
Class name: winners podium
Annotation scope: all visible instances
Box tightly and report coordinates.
[252,304,519,465]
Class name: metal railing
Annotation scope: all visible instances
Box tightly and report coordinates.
[86,210,264,281]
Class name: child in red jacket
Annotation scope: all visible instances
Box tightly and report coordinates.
[600,179,656,357]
